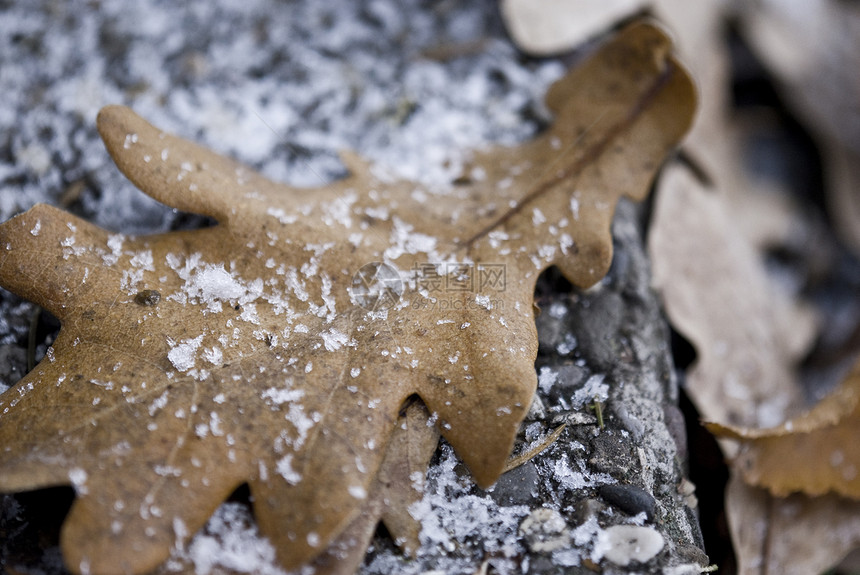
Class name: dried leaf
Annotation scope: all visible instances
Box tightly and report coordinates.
[500,0,645,56]
[306,401,438,575]
[0,22,695,575]
[707,357,860,499]
[648,164,816,429]
[726,477,860,575]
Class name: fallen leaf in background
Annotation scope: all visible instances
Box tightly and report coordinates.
[0,22,695,575]
[707,357,860,499]
[726,477,860,575]
[499,0,646,55]
[648,164,815,430]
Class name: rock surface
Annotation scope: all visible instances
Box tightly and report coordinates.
[0,1,706,573]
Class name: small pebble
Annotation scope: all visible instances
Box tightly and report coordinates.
[594,524,664,566]
[598,483,656,523]
[519,508,570,553]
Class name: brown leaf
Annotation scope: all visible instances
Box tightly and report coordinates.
[154,401,439,575]
[648,164,816,430]
[0,21,695,575]
[726,476,860,575]
[707,357,860,499]
[307,401,439,575]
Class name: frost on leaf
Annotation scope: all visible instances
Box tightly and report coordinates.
[0,22,694,575]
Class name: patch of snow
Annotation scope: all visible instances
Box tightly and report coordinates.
[275,454,301,485]
[68,467,88,495]
[571,374,609,408]
[167,335,204,372]
[172,502,287,575]
[538,366,558,394]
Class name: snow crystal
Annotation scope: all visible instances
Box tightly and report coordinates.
[266,207,298,225]
[475,294,492,309]
[176,502,287,575]
[148,390,170,416]
[571,374,609,408]
[320,327,349,351]
[556,332,577,355]
[203,347,223,366]
[68,467,88,495]
[168,335,204,372]
[261,386,302,406]
[384,217,438,260]
[276,454,301,485]
[348,485,368,500]
[538,367,558,394]
[194,264,245,302]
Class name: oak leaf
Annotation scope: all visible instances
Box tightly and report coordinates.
[708,357,860,499]
[0,21,695,575]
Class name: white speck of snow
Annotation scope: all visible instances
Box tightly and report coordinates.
[195,264,245,303]
[261,386,302,406]
[560,233,575,254]
[384,217,438,260]
[210,412,224,436]
[350,367,361,378]
[276,455,301,485]
[532,208,546,226]
[68,467,88,494]
[556,332,577,355]
[548,301,567,319]
[322,190,357,228]
[266,206,298,225]
[29,220,41,236]
[307,532,320,548]
[203,346,223,366]
[475,294,492,309]
[178,502,287,575]
[148,390,170,416]
[348,485,368,500]
[570,195,581,220]
[123,132,138,149]
[551,452,616,492]
[592,525,664,566]
[167,335,204,372]
[239,302,260,324]
[320,327,349,351]
[129,250,154,270]
[571,374,608,408]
